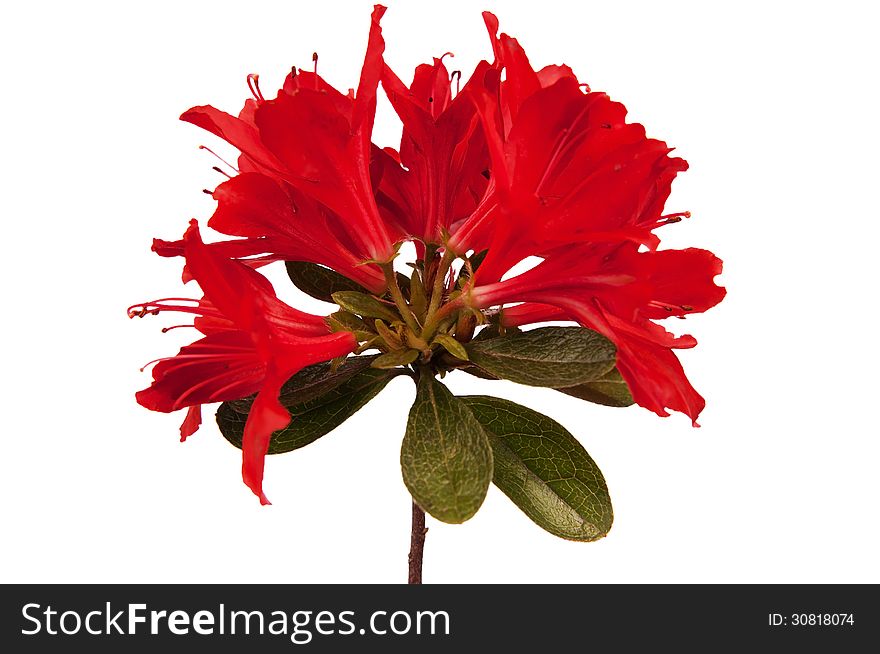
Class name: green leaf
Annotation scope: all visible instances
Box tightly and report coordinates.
[472,323,520,342]
[409,269,428,320]
[371,348,419,369]
[401,375,493,523]
[433,334,469,361]
[218,362,397,454]
[285,261,368,303]
[465,326,616,388]
[461,395,613,541]
[326,310,371,334]
[460,365,498,380]
[374,319,403,350]
[332,291,401,323]
[557,368,634,407]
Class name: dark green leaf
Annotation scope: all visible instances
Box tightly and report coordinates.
[332,291,401,323]
[371,349,419,369]
[465,326,616,388]
[218,363,397,454]
[461,395,613,541]
[401,375,493,523]
[285,261,368,303]
[460,365,498,380]
[557,368,634,407]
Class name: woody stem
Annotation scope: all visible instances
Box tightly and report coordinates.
[408,501,427,584]
[380,262,421,334]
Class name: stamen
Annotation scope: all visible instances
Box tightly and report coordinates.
[212,166,232,179]
[246,73,265,102]
[312,52,319,90]
[140,351,253,375]
[198,145,239,174]
[140,357,171,372]
[202,189,214,195]
[161,324,196,333]
[451,70,461,96]
[659,211,691,225]
[127,299,218,320]
[579,82,592,93]
[647,300,693,314]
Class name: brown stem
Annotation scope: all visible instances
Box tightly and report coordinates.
[408,501,427,584]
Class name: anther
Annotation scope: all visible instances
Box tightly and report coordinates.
[212,166,231,179]
[451,70,461,95]
[202,189,213,195]
[246,73,265,102]
[198,145,239,174]
[312,52,319,74]
[161,324,195,333]
[660,211,691,224]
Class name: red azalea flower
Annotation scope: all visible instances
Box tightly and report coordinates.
[131,220,358,503]
[152,172,387,293]
[466,244,725,423]
[427,12,726,423]
[376,53,491,244]
[448,13,687,284]
[180,5,397,263]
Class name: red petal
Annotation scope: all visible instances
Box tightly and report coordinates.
[135,330,264,413]
[614,329,706,425]
[240,381,291,505]
[351,4,387,131]
[180,105,283,173]
[180,405,202,441]
[251,7,395,261]
[182,220,327,336]
[209,174,386,292]
[380,57,490,241]
[639,248,726,319]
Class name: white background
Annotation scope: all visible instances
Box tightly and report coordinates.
[2,0,878,584]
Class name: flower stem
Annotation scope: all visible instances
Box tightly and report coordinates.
[408,501,427,584]
[380,262,421,334]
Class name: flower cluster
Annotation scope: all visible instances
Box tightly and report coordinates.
[131,5,724,506]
